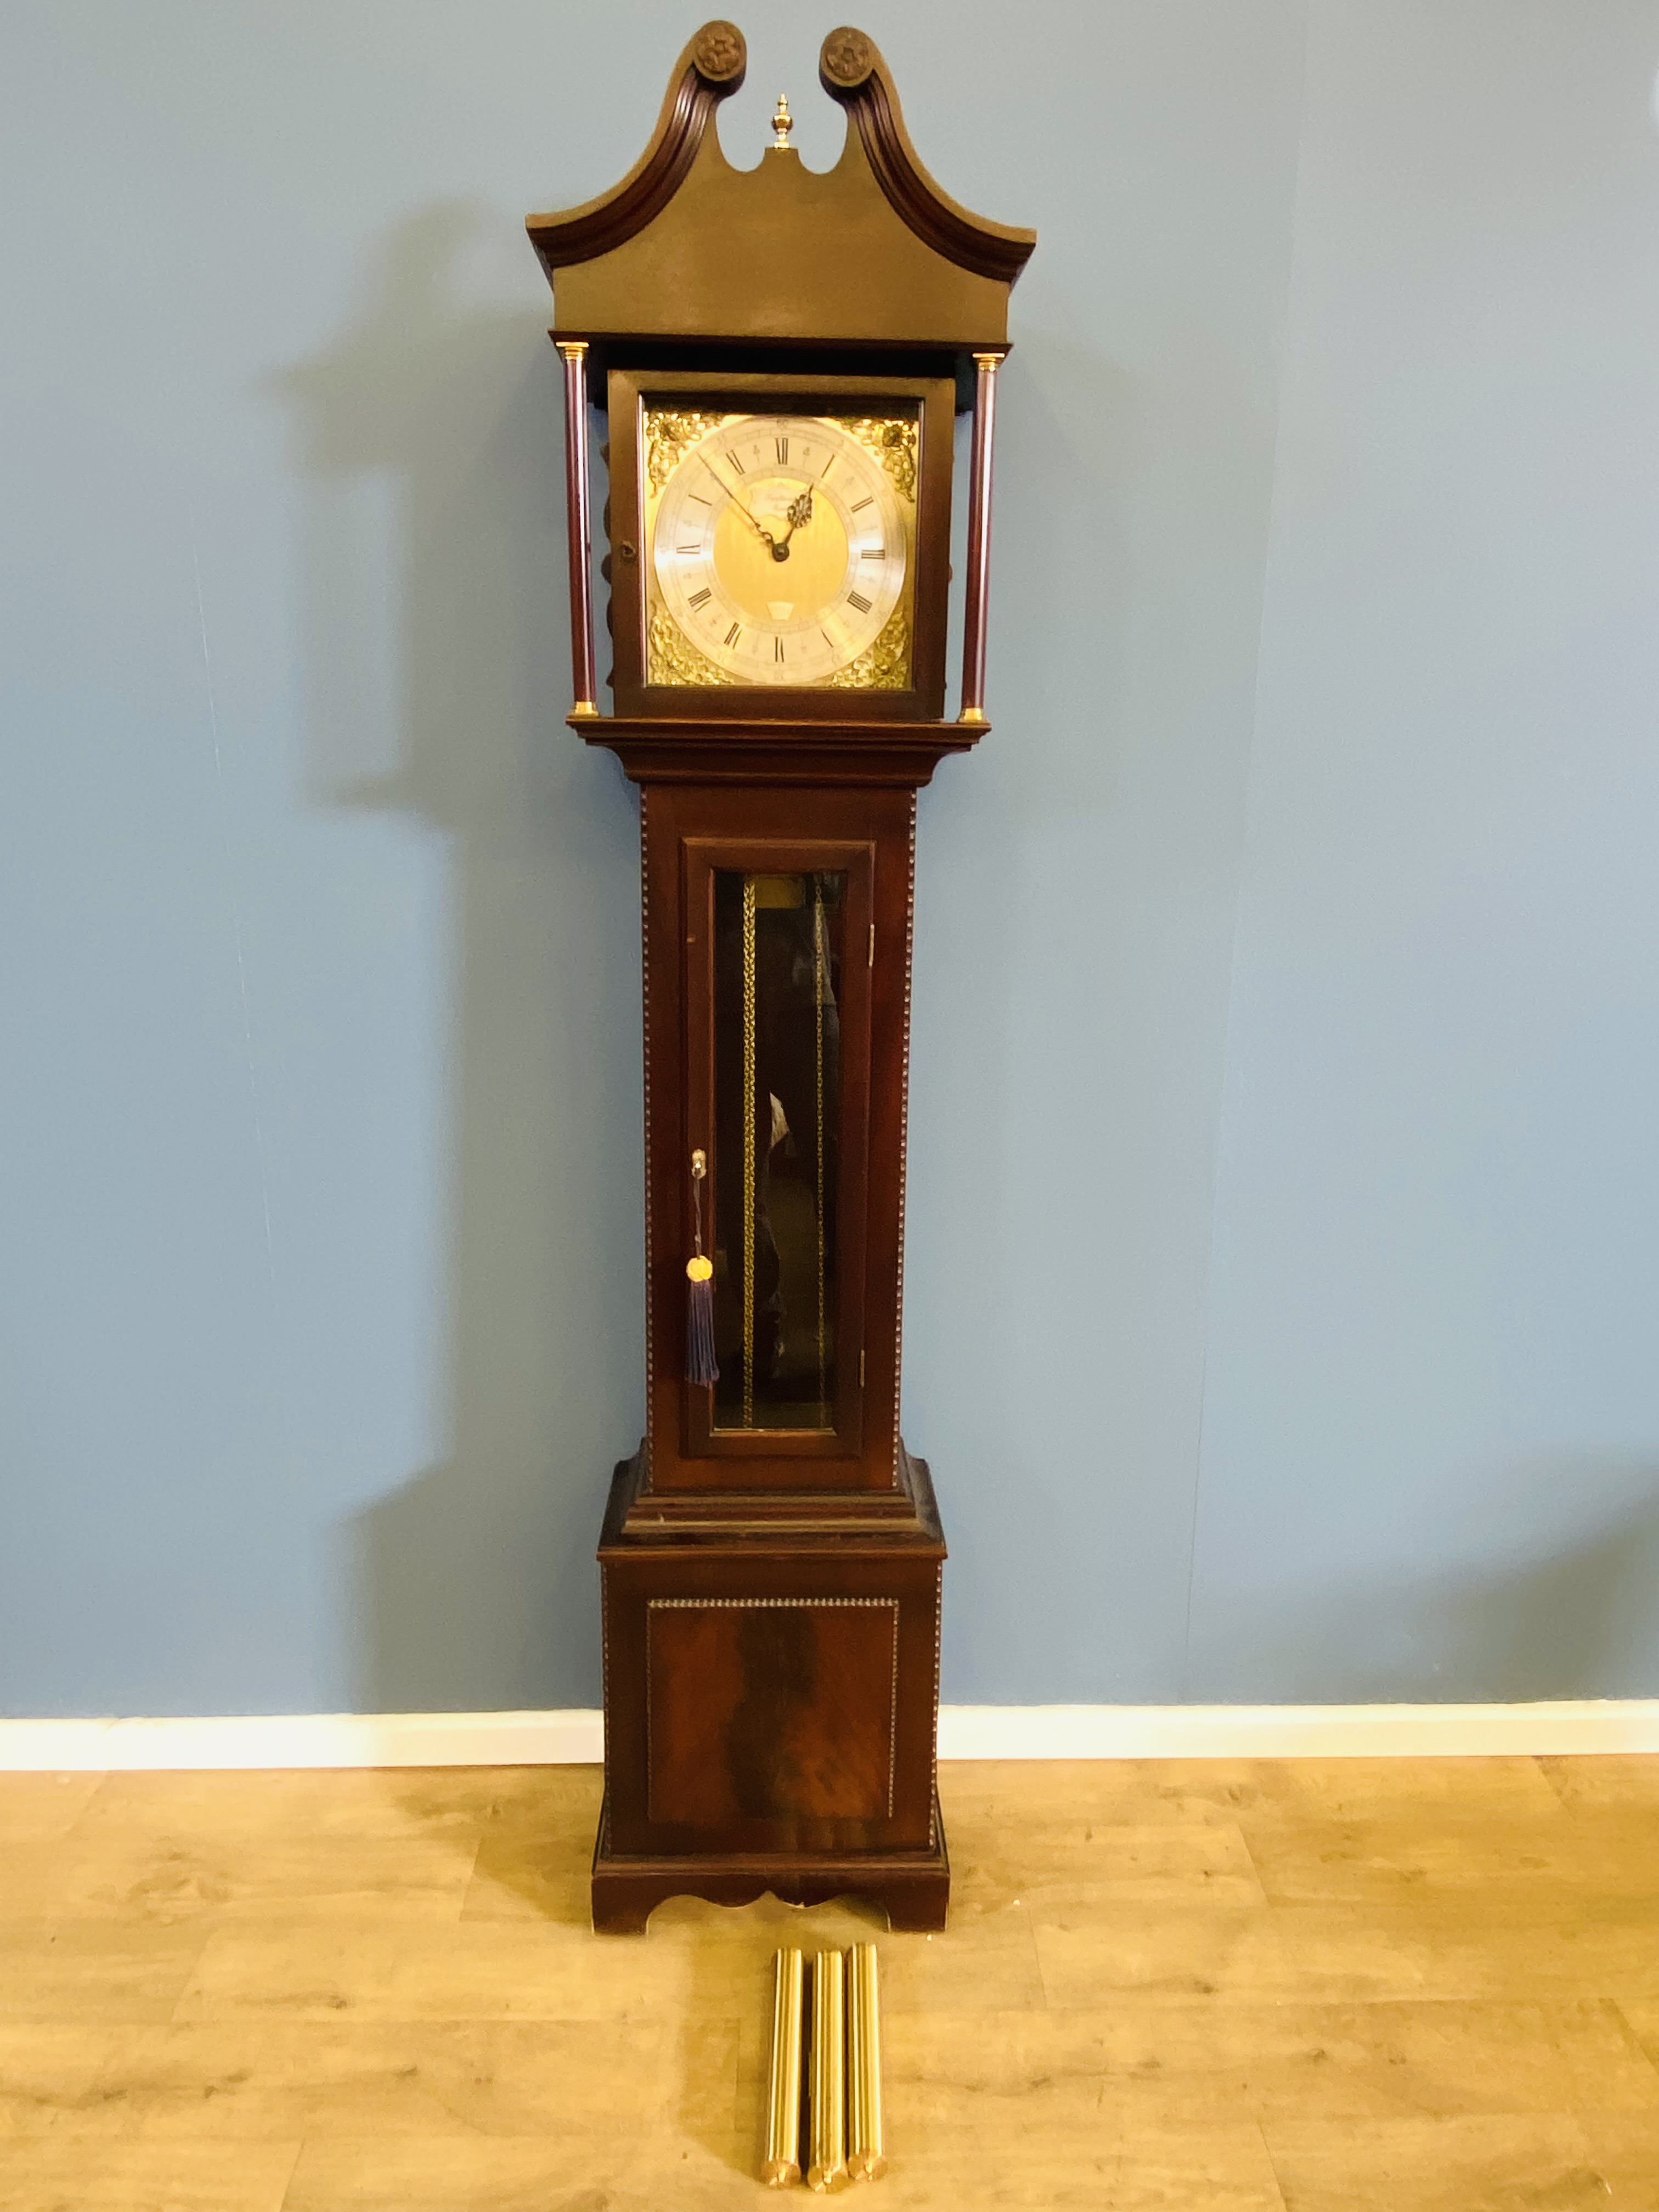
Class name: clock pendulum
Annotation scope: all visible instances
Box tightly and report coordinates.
[527,21,1035,1933]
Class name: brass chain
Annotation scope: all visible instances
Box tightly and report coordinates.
[813,879,828,1420]
[741,875,758,1429]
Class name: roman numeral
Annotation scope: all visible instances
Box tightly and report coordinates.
[774,637,785,664]
[687,493,711,506]
[860,547,885,560]
[725,622,741,646]
[677,542,701,555]
[687,588,711,610]
[775,435,788,464]
[848,590,872,614]
[726,450,745,474]
[850,496,873,512]
[820,455,835,478]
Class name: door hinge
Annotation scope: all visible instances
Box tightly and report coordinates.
[859,1348,866,1386]
[867,922,874,968]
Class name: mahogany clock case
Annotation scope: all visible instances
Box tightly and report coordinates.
[605,368,956,722]
[526,21,1034,1935]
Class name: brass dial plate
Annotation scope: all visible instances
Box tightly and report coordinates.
[643,409,917,689]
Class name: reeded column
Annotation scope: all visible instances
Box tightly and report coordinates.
[958,348,1002,724]
[847,1941,887,2180]
[761,1948,805,2186]
[806,1948,847,2192]
[556,338,599,718]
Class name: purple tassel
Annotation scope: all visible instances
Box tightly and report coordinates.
[686,1256,719,1385]
[686,1148,719,1385]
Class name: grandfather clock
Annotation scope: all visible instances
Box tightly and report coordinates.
[528,22,1033,1933]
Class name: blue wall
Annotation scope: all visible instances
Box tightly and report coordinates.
[3,1,1656,1718]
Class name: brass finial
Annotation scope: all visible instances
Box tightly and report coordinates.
[772,94,794,149]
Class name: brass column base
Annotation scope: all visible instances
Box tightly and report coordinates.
[590,1790,950,1936]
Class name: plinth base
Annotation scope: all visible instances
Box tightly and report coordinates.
[590,1786,950,1936]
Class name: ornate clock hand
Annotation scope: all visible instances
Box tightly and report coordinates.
[768,489,815,562]
[701,457,775,548]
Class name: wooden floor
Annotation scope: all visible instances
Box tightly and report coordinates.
[1,1757,1657,2209]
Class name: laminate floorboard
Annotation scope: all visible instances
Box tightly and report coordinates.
[0,1757,1655,2208]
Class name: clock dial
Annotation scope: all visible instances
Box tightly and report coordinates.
[646,411,914,688]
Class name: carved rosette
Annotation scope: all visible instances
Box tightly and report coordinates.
[820,27,876,88]
[692,20,746,82]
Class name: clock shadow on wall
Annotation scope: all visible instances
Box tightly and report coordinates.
[277,200,641,1720]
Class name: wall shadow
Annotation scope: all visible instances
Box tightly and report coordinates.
[278,202,641,1716]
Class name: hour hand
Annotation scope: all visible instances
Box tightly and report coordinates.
[769,490,814,561]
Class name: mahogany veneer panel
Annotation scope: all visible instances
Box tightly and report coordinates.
[646,1599,897,1828]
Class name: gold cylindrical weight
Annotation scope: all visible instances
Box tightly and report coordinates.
[761,1948,805,2186]
[847,1942,887,2180]
[806,1948,848,2191]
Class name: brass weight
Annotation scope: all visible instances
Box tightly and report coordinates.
[847,1942,887,2180]
[806,1948,848,2191]
[762,1948,806,2186]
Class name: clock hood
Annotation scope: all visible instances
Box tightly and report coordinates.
[526,22,1036,358]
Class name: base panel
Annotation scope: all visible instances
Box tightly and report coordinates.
[590,1786,950,1935]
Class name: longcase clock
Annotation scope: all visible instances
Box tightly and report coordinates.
[527,21,1034,1933]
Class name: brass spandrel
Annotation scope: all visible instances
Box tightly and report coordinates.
[843,413,918,504]
[646,605,733,687]
[644,407,727,489]
[826,603,910,691]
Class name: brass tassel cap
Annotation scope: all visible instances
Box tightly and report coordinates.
[806,1948,848,2192]
[847,1942,887,2181]
[761,1948,805,2187]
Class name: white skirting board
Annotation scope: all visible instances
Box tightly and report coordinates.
[2,1701,1658,1771]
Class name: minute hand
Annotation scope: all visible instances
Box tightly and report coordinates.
[701,458,774,547]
